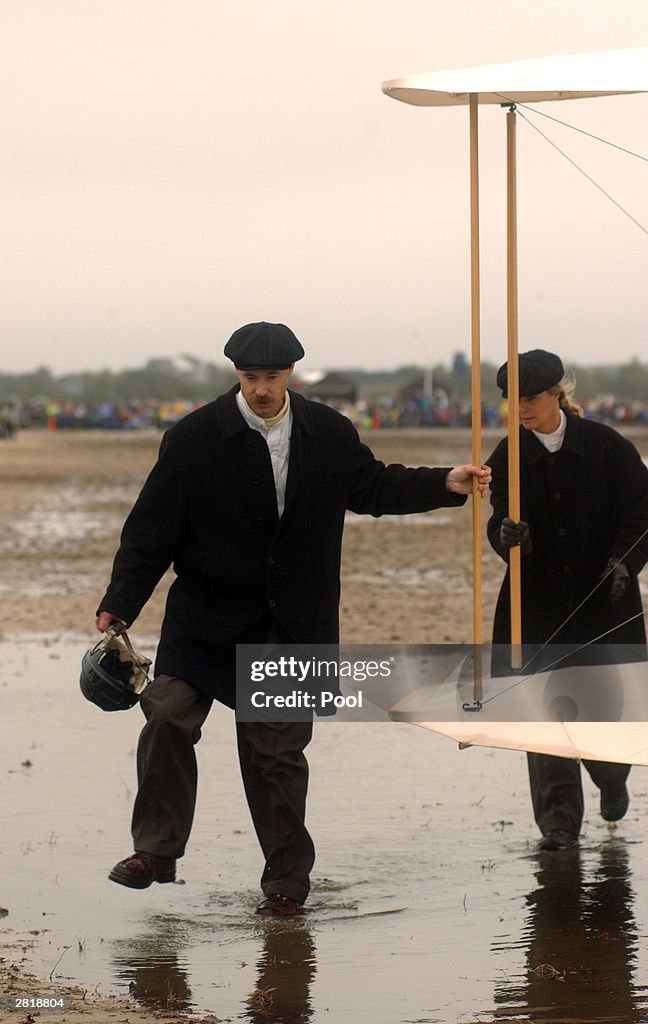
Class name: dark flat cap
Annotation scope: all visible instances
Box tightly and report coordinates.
[224,322,305,369]
[497,349,564,398]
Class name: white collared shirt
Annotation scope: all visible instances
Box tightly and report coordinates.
[236,391,292,516]
[533,408,567,452]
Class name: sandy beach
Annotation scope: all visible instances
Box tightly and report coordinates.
[2,425,648,1024]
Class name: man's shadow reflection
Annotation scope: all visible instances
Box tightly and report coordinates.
[495,840,644,1022]
[110,915,316,1020]
[113,951,193,1012]
[244,921,316,1024]
[112,919,193,1013]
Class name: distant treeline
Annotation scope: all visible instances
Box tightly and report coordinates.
[0,359,237,404]
[0,355,647,403]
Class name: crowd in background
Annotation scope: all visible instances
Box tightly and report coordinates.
[2,391,648,437]
[336,394,648,430]
[0,398,202,435]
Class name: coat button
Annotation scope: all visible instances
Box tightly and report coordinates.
[558,528,567,537]
[256,515,264,524]
[553,491,561,500]
[268,599,277,608]
[268,556,275,565]
[562,565,571,574]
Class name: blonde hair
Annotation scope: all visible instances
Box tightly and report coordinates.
[548,376,584,417]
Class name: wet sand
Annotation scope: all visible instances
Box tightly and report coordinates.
[2,427,648,1023]
[0,426,504,642]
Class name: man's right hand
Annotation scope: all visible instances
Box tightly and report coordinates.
[95,611,128,633]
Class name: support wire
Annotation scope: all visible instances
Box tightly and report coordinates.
[516,109,648,236]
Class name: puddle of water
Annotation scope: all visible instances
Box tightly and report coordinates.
[0,485,133,554]
[2,637,648,1022]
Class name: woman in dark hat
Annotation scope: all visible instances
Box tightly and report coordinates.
[487,349,648,851]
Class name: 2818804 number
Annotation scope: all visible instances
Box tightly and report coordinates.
[8,996,70,1010]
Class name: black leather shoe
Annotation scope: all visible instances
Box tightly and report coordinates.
[109,852,176,889]
[600,783,629,822]
[256,894,304,918]
[538,829,578,852]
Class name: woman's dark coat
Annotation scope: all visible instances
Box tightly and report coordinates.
[487,413,648,669]
[99,386,466,700]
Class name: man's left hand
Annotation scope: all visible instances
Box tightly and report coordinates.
[446,464,492,497]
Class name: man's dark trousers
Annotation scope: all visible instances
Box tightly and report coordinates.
[131,673,314,905]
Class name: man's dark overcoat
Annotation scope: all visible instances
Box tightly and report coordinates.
[486,413,648,664]
[100,386,466,701]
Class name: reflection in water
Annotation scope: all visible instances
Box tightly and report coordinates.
[112,916,194,1013]
[109,912,317,1021]
[244,922,316,1024]
[494,840,648,1022]
[114,953,193,1012]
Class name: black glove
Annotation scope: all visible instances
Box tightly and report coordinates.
[603,558,630,603]
[499,517,532,555]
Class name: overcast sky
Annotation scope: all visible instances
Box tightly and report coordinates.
[3,1,647,376]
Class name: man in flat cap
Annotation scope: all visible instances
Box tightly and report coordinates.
[487,349,648,852]
[96,321,490,915]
